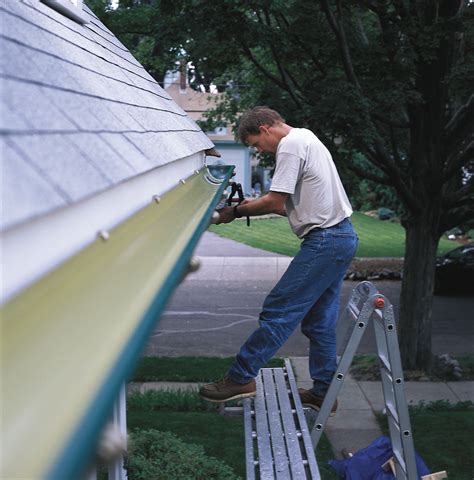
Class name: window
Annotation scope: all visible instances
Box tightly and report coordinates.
[42,0,89,24]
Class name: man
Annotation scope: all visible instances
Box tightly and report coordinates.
[200,107,358,414]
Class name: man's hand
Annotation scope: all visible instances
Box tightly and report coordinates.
[215,206,235,224]
[216,191,288,223]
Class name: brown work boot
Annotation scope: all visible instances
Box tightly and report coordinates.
[200,377,256,403]
[298,388,338,416]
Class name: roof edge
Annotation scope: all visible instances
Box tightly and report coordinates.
[1,152,205,304]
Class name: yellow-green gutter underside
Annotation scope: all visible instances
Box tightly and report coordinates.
[0,167,231,479]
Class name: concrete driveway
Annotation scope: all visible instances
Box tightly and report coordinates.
[144,262,473,358]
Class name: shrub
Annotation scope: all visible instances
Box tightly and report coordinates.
[125,429,240,480]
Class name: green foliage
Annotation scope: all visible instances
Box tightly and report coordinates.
[127,405,246,477]
[130,356,284,382]
[125,429,239,480]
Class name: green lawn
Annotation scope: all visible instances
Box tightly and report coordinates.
[209,212,456,257]
[377,401,474,479]
[127,390,339,479]
[130,356,284,382]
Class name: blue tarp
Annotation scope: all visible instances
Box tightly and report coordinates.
[329,436,430,479]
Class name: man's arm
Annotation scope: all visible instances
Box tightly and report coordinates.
[217,191,288,223]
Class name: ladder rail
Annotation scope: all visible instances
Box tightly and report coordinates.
[310,294,372,446]
[373,296,418,479]
[309,282,419,480]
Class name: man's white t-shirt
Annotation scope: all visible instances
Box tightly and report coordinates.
[270,128,353,238]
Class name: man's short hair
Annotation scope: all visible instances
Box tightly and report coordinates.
[238,106,284,144]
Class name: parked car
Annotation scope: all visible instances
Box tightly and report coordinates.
[434,243,474,294]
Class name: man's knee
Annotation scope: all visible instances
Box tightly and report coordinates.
[259,316,294,345]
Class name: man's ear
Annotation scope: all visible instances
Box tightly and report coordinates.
[259,125,270,135]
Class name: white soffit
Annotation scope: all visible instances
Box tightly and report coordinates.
[1,152,205,304]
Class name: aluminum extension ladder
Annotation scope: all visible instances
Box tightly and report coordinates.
[308,281,418,479]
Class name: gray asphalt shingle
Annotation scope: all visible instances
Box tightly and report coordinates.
[0,138,67,229]
[1,1,213,231]
[11,134,113,198]
[67,133,137,182]
[3,79,78,131]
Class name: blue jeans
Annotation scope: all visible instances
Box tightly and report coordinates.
[227,218,358,396]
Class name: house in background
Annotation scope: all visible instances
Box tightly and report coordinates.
[165,67,252,195]
[0,1,231,478]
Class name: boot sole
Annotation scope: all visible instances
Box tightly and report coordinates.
[301,402,337,417]
[200,391,257,403]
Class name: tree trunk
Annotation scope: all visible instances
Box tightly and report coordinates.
[399,207,441,371]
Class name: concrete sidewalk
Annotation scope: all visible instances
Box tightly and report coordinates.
[128,356,474,459]
[195,231,286,258]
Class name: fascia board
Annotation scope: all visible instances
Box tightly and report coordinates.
[0,166,233,479]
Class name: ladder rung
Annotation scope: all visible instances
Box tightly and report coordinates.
[373,309,384,322]
[386,402,399,423]
[347,302,360,320]
[380,367,393,384]
[393,449,407,473]
[378,354,391,373]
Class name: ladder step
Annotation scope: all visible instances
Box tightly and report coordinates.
[386,402,399,424]
[380,368,394,384]
[378,354,392,373]
[251,430,304,439]
[347,302,360,320]
[253,459,310,467]
[393,449,407,473]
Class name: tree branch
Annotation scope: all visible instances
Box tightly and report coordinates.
[389,125,402,165]
[439,204,474,234]
[444,94,474,136]
[443,179,474,207]
[445,139,474,180]
[371,111,410,129]
[276,13,327,78]
[239,42,288,92]
[368,139,420,212]
[320,0,361,89]
[392,0,410,20]
[260,8,303,108]
[348,162,393,185]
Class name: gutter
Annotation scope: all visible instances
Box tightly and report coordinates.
[0,165,233,479]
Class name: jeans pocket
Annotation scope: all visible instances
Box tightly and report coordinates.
[332,233,358,263]
[302,230,326,253]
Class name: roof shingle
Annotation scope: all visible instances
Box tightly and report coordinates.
[0,1,213,231]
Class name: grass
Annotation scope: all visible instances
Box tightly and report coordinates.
[350,355,474,381]
[127,390,339,479]
[130,356,285,382]
[376,401,474,479]
[209,212,456,257]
